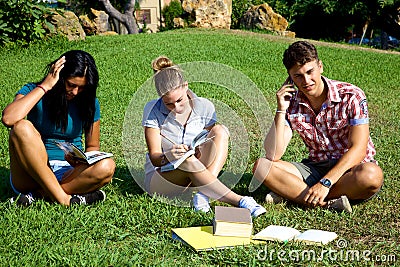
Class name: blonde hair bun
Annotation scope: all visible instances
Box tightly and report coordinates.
[152,56,184,96]
[152,56,174,73]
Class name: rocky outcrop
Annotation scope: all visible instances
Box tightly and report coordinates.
[92,9,110,33]
[241,3,295,37]
[79,9,113,35]
[79,14,96,35]
[173,17,186,28]
[50,11,85,41]
[182,0,232,29]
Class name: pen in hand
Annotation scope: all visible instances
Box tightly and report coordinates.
[160,133,177,145]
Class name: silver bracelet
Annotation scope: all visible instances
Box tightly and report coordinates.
[276,110,286,114]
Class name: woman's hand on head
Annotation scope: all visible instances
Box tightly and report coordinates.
[40,56,66,91]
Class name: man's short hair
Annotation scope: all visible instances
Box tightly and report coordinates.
[283,41,319,70]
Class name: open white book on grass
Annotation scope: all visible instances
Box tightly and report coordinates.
[252,225,337,245]
[161,130,214,172]
[54,141,113,165]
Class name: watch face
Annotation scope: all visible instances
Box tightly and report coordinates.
[321,178,332,187]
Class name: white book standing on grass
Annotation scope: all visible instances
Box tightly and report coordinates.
[253,225,337,245]
[54,141,113,165]
[161,130,214,172]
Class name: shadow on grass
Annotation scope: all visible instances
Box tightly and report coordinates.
[111,166,145,196]
[0,165,146,203]
[0,167,12,202]
[234,172,270,201]
[237,172,307,211]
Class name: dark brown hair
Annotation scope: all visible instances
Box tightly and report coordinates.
[42,50,98,132]
[283,41,319,70]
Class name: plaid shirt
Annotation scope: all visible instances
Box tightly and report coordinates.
[286,76,376,163]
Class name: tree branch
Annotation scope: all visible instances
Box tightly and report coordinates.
[98,0,138,34]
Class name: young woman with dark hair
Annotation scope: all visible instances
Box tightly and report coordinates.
[2,50,115,206]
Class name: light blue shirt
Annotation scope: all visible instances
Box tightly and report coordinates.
[142,90,217,147]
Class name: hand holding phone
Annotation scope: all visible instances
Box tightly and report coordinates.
[284,77,297,101]
[276,76,297,112]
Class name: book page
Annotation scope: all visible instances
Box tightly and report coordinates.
[191,130,209,148]
[160,130,214,172]
[85,151,114,165]
[160,149,195,172]
[54,141,87,161]
[253,225,301,242]
[294,229,337,245]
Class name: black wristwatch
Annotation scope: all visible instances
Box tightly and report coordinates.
[320,178,332,189]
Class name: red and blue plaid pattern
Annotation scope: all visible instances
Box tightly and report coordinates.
[286,76,376,163]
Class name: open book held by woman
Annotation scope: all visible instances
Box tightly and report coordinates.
[2,50,115,206]
[142,56,266,217]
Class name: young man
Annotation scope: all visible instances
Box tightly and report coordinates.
[253,41,383,212]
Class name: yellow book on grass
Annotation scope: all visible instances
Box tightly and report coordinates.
[171,226,252,252]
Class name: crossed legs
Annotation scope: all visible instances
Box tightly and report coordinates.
[252,157,383,206]
[9,120,115,205]
[147,124,242,206]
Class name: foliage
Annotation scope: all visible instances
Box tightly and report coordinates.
[0,29,399,266]
[0,0,61,46]
[231,0,264,29]
[278,0,400,41]
[231,0,400,42]
[161,0,184,30]
[63,0,124,16]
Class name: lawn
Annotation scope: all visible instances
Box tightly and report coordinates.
[0,29,399,266]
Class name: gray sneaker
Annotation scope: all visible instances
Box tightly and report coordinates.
[325,195,352,213]
[265,191,285,204]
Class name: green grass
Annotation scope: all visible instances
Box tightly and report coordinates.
[0,29,399,266]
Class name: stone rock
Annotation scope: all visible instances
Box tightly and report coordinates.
[241,3,295,37]
[98,31,119,36]
[80,9,115,36]
[79,14,96,35]
[91,8,110,33]
[182,0,232,29]
[173,17,185,28]
[51,11,85,41]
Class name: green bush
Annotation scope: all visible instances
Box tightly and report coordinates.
[231,0,265,29]
[161,0,184,30]
[0,0,56,46]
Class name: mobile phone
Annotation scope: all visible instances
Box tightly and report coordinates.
[287,77,297,99]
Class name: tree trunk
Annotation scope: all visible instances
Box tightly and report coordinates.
[359,19,370,45]
[99,0,138,34]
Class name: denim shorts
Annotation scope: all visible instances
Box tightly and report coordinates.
[10,160,73,194]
